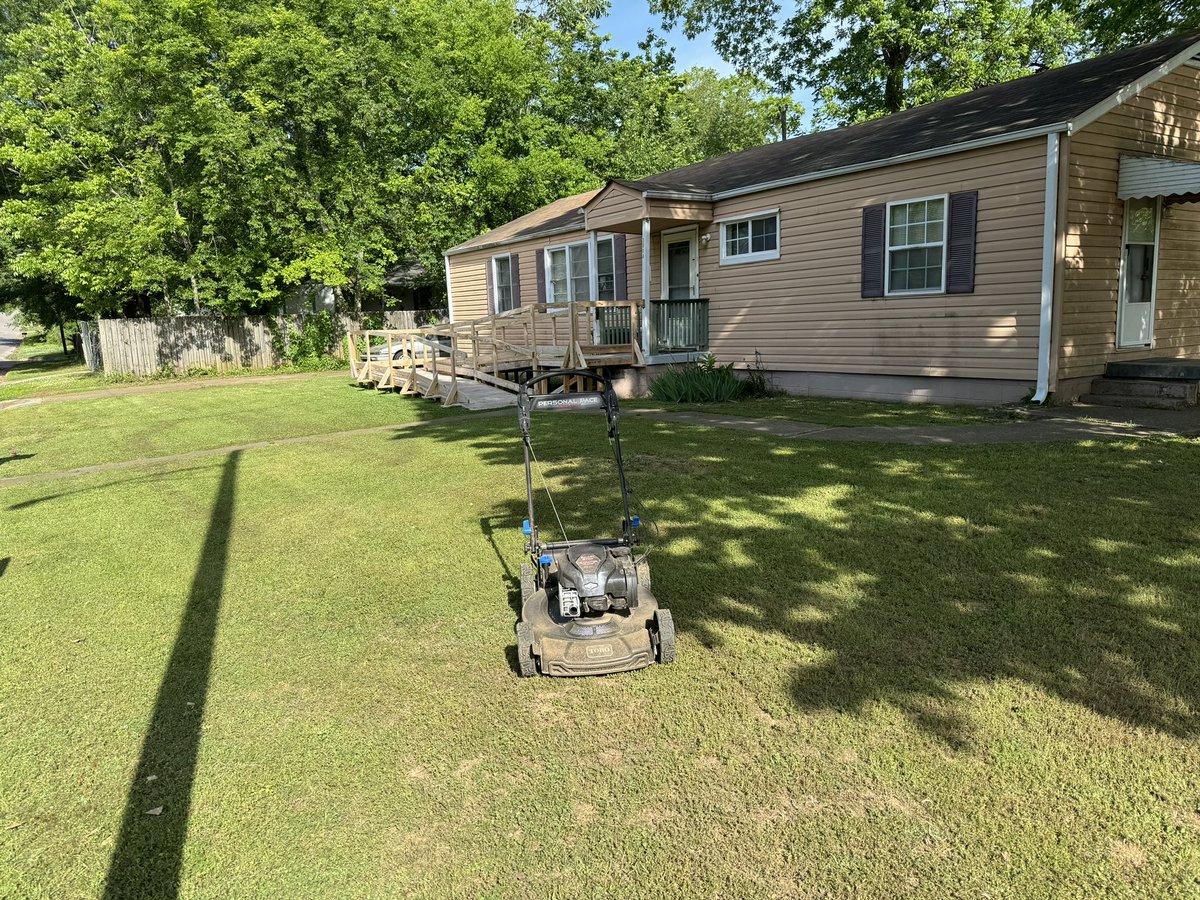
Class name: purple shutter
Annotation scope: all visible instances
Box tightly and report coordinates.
[612,234,628,300]
[535,250,546,303]
[861,204,886,299]
[946,191,978,294]
[510,253,521,307]
[485,257,495,313]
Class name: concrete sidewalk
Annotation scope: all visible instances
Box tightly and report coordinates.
[629,405,1200,445]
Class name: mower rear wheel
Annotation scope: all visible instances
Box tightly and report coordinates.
[520,563,534,601]
[636,561,651,591]
[515,621,537,677]
[653,609,676,664]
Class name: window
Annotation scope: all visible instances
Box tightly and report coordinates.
[886,196,946,294]
[719,211,779,264]
[545,237,615,303]
[491,255,515,312]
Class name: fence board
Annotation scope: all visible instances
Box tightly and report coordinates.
[93,311,447,376]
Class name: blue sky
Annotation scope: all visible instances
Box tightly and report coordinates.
[594,4,819,122]
[596,6,735,75]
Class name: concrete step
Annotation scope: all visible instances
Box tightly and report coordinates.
[1088,377,1198,402]
[1079,392,1192,410]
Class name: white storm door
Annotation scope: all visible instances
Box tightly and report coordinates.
[1117,197,1160,348]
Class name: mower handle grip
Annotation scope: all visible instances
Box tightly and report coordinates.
[520,369,613,393]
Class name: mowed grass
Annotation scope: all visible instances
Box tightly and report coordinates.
[626,395,1015,427]
[0,377,457,477]
[1,382,1198,898]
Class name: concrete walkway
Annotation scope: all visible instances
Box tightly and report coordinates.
[629,406,1200,444]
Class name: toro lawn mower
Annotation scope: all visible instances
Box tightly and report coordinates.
[514,369,675,677]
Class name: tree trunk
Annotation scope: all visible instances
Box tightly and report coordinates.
[882,44,909,113]
[58,316,68,355]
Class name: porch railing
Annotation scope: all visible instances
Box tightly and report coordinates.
[649,297,709,354]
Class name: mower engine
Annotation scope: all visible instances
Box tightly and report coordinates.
[552,544,639,618]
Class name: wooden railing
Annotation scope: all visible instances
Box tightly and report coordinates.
[650,297,709,354]
[346,299,644,402]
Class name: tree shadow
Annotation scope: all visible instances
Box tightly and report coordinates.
[1,453,34,466]
[393,414,1200,747]
[0,557,8,579]
[102,450,241,898]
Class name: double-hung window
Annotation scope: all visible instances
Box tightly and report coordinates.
[719,211,779,264]
[545,237,616,303]
[886,196,946,294]
[491,254,516,312]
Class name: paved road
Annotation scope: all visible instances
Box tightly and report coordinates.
[0,311,22,376]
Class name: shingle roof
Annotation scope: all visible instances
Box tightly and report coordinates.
[447,189,600,255]
[446,30,1200,254]
[619,29,1200,197]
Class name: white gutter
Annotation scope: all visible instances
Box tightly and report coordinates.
[1033,132,1061,404]
[443,254,456,322]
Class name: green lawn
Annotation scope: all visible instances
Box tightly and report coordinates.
[1,331,90,386]
[627,395,1017,427]
[2,380,1197,898]
[0,377,456,477]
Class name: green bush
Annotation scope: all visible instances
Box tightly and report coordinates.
[277,311,339,364]
[649,354,744,403]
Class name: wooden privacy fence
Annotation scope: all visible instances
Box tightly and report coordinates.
[93,311,440,376]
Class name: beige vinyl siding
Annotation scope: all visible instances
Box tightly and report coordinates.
[585,186,645,233]
[446,230,643,325]
[695,138,1048,380]
[645,197,714,226]
[1058,66,1200,381]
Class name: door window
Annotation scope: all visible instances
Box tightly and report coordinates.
[666,239,691,299]
[1118,197,1159,347]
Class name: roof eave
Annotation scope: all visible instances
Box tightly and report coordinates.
[1068,38,1200,135]
[707,122,1068,202]
[444,222,584,257]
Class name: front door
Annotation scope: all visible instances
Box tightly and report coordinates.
[1117,196,1160,348]
[657,229,699,352]
[661,229,698,300]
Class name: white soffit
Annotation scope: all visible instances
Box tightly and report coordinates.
[1118,155,1200,199]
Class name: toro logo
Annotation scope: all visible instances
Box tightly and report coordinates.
[586,643,615,659]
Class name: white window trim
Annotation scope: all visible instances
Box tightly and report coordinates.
[543,236,615,304]
[718,210,780,265]
[490,253,515,313]
[884,193,949,297]
[1115,195,1162,349]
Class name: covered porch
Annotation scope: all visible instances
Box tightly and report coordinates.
[584,179,715,364]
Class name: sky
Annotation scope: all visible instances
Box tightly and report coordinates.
[595,5,735,75]
[594,4,819,122]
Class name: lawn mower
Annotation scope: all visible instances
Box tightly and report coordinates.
[514,369,675,677]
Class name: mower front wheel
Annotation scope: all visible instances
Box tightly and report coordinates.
[653,609,676,665]
[515,622,538,677]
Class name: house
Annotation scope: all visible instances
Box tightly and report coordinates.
[443,31,1200,405]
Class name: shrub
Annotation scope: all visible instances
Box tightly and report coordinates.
[649,354,744,403]
[277,311,339,364]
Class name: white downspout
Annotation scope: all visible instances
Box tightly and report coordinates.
[1033,132,1061,404]
[641,216,651,360]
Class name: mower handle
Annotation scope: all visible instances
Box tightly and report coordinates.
[519,369,613,393]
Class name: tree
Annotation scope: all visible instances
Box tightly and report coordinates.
[651,0,1077,126]
[1061,0,1199,53]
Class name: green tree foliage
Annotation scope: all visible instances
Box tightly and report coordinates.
[652,0,1077,125]
[0,0,782,319]
[1061,0,1199,53]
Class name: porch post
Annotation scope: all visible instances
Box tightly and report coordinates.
[641,216,651,360]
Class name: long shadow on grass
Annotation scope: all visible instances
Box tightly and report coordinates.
[394,414,1200,746]
[102,451,240,898]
